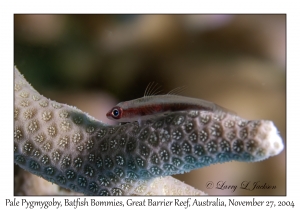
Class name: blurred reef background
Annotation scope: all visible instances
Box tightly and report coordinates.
[14,14,285,195]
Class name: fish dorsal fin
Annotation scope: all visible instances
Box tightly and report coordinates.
[144,82,163,97]
[167,86,187,95]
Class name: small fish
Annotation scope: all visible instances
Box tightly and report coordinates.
[107,96,234,124]
[106,82,233,122]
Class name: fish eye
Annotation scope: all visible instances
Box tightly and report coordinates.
[112,108,119,117]
[110,107,122,119]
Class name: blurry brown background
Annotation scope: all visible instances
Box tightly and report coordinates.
[14,14,285,195]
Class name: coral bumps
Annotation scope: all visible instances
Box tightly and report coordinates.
[14,67,284,195]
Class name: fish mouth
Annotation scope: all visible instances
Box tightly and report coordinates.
[106,110,113,119]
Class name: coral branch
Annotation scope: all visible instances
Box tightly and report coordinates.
[14,66,284,195]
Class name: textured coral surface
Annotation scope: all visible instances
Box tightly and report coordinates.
[14,66,284,195]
